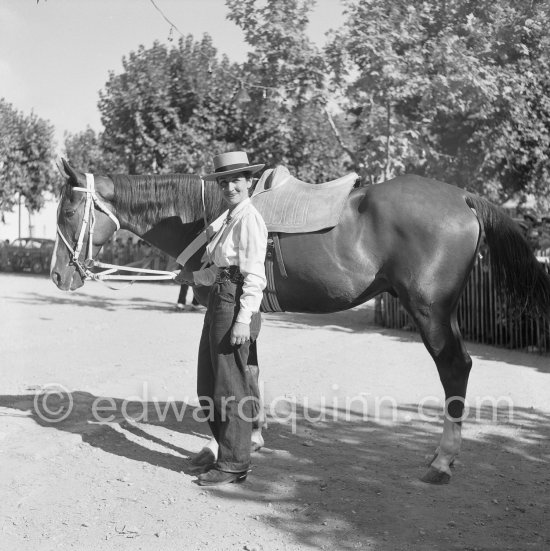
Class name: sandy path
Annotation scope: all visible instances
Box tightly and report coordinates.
[1,273,549,550]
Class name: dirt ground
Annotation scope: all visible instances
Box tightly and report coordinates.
[1,272,549,551]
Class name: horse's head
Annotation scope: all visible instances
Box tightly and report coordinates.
[51,159,119,291]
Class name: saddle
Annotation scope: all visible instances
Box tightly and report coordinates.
[176,166,359,290]
[251,165,358,233]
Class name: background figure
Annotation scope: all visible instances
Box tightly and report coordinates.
[171,260,201,310]
[0,239,9,271]
[126,240,154,269]
[176,282,200,311]
[125,237,135,264]
[113,237,124,264]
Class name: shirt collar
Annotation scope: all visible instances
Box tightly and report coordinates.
[227,197,251,220]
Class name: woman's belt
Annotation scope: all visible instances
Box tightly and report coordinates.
[215,266,244,284]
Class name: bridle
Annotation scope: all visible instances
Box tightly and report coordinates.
[56,173,178,282]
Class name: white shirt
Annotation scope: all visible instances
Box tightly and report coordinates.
[192,198,268,324]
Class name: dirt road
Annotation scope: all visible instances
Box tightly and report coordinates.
[1,273,549,550]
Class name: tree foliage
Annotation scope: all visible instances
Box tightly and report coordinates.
[326,0,550,205]
[96,1,347,181]
[225,0,347,180]
[98,35,243,174]
[0,99,57,216]
[56,0,550,210]
[7,0,550,220]
[63,127,124,174]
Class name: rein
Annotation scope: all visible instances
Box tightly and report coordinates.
[57,173,201,283]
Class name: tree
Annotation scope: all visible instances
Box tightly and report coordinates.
[0,99,57,216]
[484,54,550,207]
[95,2,353,181]
[64,127,124,173]
[0,99,22,214]
[326,0,550,204]
[225,0,347,180]
[98,35,242,174]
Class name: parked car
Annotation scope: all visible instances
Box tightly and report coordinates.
[7,237,55,274]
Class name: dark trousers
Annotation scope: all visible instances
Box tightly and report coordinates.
[178,284,199,305]
[197,279,261,472]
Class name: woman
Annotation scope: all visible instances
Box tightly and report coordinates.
[176,151,267,486]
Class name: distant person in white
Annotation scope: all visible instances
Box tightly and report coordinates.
[176,151,267,487]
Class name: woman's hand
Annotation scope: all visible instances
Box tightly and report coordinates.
[230,322,250,346]
[175,269,194,286]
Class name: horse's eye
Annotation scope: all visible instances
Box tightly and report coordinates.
[64,210,76,218]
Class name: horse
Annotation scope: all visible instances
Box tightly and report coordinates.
[51,158,550,484]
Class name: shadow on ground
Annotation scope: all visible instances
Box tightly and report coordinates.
[7,278,550,375]
[265,305,375,333]
[4,290,180,313]
[1,391,549,550]
[268,306,550,375]
[362,325,550,375]
[0,391,210,473]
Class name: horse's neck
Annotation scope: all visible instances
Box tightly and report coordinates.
[112,177,223,260]
[140,218,205,260]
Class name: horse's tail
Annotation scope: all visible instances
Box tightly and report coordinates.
[465,194,550,318]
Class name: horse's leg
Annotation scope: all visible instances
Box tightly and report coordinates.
[407,302,472,484]
[247,341,265,452]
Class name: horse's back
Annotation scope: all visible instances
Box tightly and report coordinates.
[362,174,472,214]
[356,174,478,237]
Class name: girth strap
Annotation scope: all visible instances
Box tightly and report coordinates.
[271,233,288,278]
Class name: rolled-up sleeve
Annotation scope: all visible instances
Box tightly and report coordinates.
[236,210,268,324]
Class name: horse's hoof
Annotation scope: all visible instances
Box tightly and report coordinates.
[425,453,455,469]
[421,466,451,485]
[425,452,438,467]
[250,432,264,453]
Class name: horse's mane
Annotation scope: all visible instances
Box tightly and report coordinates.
[109,173,224,226]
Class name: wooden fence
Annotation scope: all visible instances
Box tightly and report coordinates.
[380,257,550,354]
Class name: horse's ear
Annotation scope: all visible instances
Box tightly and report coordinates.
[61,158,86,187]
[55,157,69,178]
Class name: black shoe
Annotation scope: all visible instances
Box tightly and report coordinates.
[197,468,248,486]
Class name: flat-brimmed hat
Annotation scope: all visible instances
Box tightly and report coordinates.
[203,151,264,181]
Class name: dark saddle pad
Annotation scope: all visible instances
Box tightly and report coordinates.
[251,166,358,233]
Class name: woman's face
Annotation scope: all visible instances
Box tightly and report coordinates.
[217,172,252,209]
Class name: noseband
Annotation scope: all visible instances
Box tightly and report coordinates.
[57,173,177,282]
